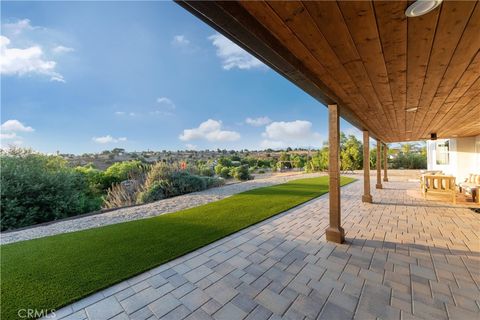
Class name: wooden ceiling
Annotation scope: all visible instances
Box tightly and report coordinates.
[178,1,480,143]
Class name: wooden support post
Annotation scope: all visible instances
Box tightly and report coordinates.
[362,131,372,203]
[383,143,388,182]
[326,104,344,244]
[376,141,382,189]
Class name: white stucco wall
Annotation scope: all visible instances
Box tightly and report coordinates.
[476,135,480,170]
[456,136,478,181]
[426,135,480,181]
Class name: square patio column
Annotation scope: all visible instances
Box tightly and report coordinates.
[376,141,382,189]
[326,104,344,244]
[383,143,388,182]
[362,131,372,203]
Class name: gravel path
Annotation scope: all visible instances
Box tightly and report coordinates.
[1,172,324,245]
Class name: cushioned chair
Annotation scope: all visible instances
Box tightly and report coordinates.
[459,174,480,203]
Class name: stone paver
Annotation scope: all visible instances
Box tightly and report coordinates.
[85,296,123,320]
[43,172,480,320]
[148,293,181,318]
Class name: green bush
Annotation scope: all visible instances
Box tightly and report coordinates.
[1,149,101,230]
[137,181,166,203]
[198,165,214,177]
[214,164,224,175]
[138,171,224,204]
[217,157,232,167]
[168,171,207,196]
[75,165,105,196]
[232,165,252,181]
[143,162,176,190]
[203,176,225,188]
[392,153,426,169]
[220,167,231,179]
[103,160,143,188]
[307,148,329,172]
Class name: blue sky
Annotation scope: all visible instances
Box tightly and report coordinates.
[1,1,361,154]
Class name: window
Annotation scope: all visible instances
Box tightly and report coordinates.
[436,140,449,165]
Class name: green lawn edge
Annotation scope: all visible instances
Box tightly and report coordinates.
[1,176,356,319]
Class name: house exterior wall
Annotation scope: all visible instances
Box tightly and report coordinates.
[427,135,480,181]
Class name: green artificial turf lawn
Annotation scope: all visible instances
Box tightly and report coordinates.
[1,176,355,319]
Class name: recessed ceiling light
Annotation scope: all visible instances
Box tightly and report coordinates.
[405,0,443,17]
[406,107,418,112]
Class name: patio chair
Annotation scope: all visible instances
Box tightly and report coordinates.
[421,174,456,204]
[458,173,480,203]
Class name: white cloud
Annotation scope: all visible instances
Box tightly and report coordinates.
[156,97,176,110]
[246,116,272,127]
[208,33,264,70]
[92,135,127,144]
[0,35,65,82]
[2,19,35,35]
[0,120,34,145]
[179,119,240,142]
[52,45,74,54]
[263,120,316,140]
[172,35,190,47]
[114,111,137,117]
[0,132,18,140]
[152,97,176,116]
[260,120,323,149]
[1,119,34,132]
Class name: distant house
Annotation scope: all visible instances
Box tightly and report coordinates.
[387,148,401,160]
[426,136,480,181]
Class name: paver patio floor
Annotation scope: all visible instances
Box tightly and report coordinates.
[47,174,480,320]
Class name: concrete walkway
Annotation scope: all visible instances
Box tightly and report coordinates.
[46,174,479,320]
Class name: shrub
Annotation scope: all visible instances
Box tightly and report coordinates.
[75,165,105,196]
[214,164,224,175]
[1,149,101,230]
[168,171,207,196]
[232,165,252,181]
[231,161,241,167]
[143,162,177,190]
[198,165,214,177]
[103,181,143,209]
[392,153,426,169]
[137,171,225,205]
[136,181,166,204]
[203,176,225,188]
[220,167,231,179]
[102,160,143,188]
[217,157,232,167]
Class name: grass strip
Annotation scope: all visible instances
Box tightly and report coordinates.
[1,176,355,318]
